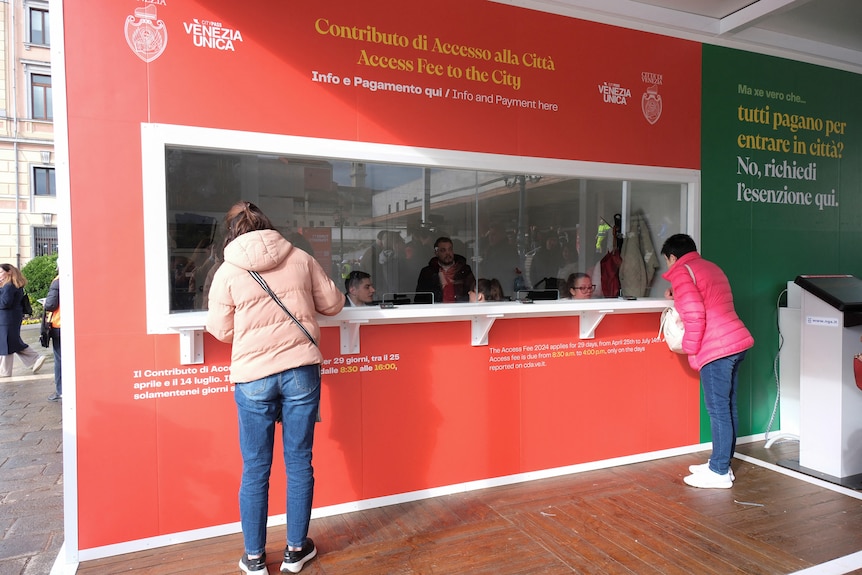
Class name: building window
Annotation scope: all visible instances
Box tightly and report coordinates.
[33,227,58,257]
[34,167,55,196]
[31,74,52,120]
[29,8,50,45]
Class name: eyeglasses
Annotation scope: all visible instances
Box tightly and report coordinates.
[575,285,596,293]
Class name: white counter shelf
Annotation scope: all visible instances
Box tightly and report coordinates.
[318,298,670,355]
[174,298,670,363]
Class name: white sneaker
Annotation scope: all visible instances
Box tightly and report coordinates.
[32,355,46,374]
[684,469,733,489]
[689,462,735,481]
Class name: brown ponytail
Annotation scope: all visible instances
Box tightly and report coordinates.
[223,201,276,248]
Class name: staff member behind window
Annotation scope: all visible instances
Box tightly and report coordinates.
[566,273,596,300]
[206,201,344,574]
[566,272,596,299]
[344,271,375,306]
[415,237,475,303]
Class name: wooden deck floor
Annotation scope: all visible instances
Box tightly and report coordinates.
[77,440,862,574]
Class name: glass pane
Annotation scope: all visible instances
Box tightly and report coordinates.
[360,166,484,301]
[34,168,57,196]
[630,181,686,297]
[31,75,51,120]
[35,168,46,195]
[475,176,624,298]
[33,88,45,120]
[43,12,51,45]
[164,146,688,312]
[31,10,45,44]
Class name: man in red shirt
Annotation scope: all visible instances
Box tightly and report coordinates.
[415,237,475,303]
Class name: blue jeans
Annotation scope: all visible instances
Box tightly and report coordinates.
[51,328,61,395]
[235,363,321,555]
[700,351,747,475]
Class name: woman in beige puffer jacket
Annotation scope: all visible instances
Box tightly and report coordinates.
[206,201,343,574]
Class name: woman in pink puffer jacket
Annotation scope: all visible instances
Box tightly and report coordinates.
[661,234,754,490]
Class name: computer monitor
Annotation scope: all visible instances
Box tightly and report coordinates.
[380,292,435,304]
[515,289,559,301]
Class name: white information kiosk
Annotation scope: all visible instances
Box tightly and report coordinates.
[788,275,862,489]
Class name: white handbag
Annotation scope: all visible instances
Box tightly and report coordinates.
[660,306,686,353]
[659,264,695,354]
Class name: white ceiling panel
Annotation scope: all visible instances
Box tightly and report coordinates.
[498,0,862,72]
[630,0,758,19]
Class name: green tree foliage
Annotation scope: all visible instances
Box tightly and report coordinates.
[21,254,58,303]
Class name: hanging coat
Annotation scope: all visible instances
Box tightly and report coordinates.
[619,214,660,297]
[600,249,622,298]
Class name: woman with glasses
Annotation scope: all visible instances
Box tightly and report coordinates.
[566,273,596,300]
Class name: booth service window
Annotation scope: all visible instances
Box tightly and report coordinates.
[164,146,689,314]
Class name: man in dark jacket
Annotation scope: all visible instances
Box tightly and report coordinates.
[415,237,475,303]
[45,275,61,401]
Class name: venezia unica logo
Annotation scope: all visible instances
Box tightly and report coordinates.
[125,5,168,63]
[184,19,244,51]
[598,82,631,105]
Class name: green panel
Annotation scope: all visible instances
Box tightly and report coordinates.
[701,45,862,443]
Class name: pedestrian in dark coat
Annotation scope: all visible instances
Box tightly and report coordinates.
[0,264,46,377]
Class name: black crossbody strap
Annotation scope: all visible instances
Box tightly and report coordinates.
[248,270,318,347]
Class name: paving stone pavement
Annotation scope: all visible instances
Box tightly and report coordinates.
[0,325,63,575]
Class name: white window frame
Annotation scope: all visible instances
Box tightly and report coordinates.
[141,123,700,335]
[25,1,51,46]
[24,63,52,120]
[32,164,56,196]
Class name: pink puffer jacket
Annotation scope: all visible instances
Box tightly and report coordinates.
[206,230,344,383]
[662,251,753,371]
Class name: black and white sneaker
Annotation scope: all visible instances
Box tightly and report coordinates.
[280,538,317,573]
[239,552,267,573]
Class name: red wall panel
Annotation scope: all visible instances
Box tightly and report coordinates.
[61,0,701,549]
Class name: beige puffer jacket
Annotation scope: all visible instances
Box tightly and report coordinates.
[206,230,344,383]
